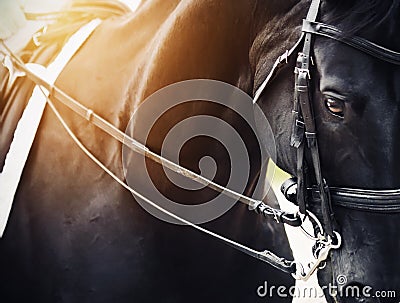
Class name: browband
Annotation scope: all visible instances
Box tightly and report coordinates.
[302,20,400,65]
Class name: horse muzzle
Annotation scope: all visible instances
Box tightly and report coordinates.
[309,187,400,303]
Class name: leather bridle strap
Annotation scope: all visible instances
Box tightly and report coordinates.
[293,0,337,238]
[292,0,320,217]
[288,184,400,213]
[302,20,400,65]
[315,187,400,213]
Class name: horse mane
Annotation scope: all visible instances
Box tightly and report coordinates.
[322,0,399,35]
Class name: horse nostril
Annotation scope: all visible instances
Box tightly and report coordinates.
[341,283,381,303]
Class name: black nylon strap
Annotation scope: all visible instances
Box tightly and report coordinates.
[292,0,320,216]
[297,0,320,134]
[302,20,400,65]
[290,64,304,148]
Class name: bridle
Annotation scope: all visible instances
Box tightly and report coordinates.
[1,0,400,284]
[255,0,400,279]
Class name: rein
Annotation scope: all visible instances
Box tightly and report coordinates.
[1,40,314,277]
[0,21,337,279]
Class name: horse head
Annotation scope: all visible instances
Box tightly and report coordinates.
[253,0,400,302]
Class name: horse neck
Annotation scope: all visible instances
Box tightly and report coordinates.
[117,0,270,196]
[103,0,306,128]
[55,0,303,186]
[124,0,258,102]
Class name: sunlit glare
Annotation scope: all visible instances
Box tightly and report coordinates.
[2,0,142,51]
[122,0,141,12]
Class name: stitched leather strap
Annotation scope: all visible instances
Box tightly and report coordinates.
[310,187,400,213]
[294,0,338,237]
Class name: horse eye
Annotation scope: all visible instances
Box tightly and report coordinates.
[325,97,344,117]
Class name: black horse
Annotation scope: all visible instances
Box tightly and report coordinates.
[0,1,293,303]
[1,0,400,303]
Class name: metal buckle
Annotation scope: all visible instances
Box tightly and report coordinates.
[295,119,305,128]
[295,53,311,79]
[295,67,311,79]
[85,109,94,121]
